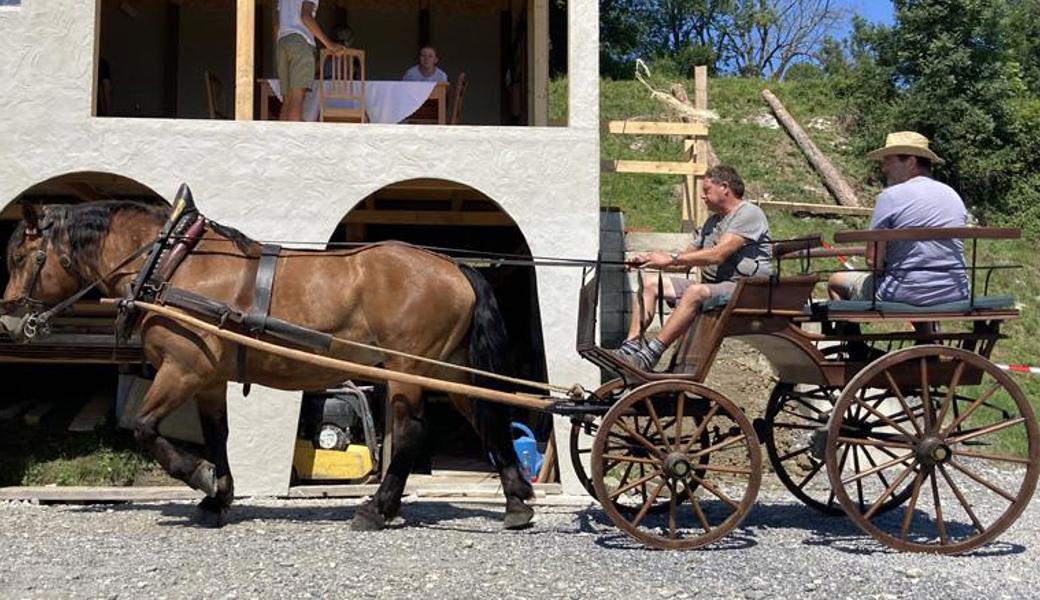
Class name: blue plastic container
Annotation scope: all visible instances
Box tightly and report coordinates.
[510,422,544,482]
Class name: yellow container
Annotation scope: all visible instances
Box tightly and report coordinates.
[292,439,374,481]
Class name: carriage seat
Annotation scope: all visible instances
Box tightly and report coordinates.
[805,294,1016,316]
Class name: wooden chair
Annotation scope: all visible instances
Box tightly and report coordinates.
[319,49,366,123]
[204,71,228,119]
[450,72,468,125]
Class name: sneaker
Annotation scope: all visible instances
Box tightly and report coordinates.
[606,348,654,371]
[618,339,643,356]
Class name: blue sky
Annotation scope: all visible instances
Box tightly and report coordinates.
[841,0,896,27]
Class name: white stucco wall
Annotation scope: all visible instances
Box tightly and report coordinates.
[0,0,599,496]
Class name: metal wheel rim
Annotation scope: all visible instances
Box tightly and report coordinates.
[592,379,762,550]
[826,345,1040,554]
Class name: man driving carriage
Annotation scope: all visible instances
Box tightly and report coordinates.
[827,131,969,306]
[611,165,772,371]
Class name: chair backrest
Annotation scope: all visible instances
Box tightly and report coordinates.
[450,72,468,125]
[204,71,227,119]
[319,49,366,123]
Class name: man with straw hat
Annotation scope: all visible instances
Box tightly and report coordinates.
[828,131,970,306]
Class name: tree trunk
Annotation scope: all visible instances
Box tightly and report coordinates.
[762,88,862,207]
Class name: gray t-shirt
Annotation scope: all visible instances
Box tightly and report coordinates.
[870,176,969,305]
[695,201,772,283]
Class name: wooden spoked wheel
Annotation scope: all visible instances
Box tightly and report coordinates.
[570,379,626,503]
[765,382,913,515]
[826,345,1040,553]
[592,380,761,549]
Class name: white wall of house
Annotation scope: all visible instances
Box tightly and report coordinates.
[0,0,599,496]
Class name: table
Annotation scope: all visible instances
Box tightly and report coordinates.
[260,79,448,124]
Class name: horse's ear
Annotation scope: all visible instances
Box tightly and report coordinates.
[20,201,41,235]
[173,183,196,213]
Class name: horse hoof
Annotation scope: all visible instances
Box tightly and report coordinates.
[188,462,218,498]
[503,498,534,530]
[192,504,228,528]
[351,505,386,532]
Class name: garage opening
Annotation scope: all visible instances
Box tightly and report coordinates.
[295,178,550,486]
[0,173,173,488]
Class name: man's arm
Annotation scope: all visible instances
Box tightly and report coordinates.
[631,235,744,270]
[300,2,343,52]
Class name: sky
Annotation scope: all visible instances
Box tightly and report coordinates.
[840,0,896,29]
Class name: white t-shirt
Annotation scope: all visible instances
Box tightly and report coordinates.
[277,0,318,47]
[402,65,448,83]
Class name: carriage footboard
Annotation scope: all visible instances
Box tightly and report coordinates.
[158,286,334,352]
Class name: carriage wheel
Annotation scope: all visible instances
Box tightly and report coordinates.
[572,379,710,515]
[765,382,913,515]
[592,380,761,549]
[826,345,1040,554]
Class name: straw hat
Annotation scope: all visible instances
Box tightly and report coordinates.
[866,131,945,165]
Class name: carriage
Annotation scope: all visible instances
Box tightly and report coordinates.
[568,227,1037,553]
[2,188,1035,553]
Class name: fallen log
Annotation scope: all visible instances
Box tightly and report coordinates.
[762,89,862,208]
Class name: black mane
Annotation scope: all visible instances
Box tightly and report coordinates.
[207,220,257,255]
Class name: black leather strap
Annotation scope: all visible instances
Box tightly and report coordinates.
[237,244,281,393]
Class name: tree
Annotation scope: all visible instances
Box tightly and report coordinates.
[718,0,844,79]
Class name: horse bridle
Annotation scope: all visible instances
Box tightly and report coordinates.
[8,208,79,335]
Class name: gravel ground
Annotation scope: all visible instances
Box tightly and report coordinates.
[1,471,1037,600]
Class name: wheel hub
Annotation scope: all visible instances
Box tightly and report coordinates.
[663,452,692,479]
[916,436,951,466]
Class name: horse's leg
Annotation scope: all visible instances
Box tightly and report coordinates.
[133,364,221,500]
[351,381,426,531]
[193,385,233,528]
[449,393,535,530]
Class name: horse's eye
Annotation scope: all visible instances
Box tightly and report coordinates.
[12,254,25,267]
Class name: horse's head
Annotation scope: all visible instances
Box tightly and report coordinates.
[1,204,82,337]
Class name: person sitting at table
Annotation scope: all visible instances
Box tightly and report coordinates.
[402,45,448,83]
[275,0,345,121]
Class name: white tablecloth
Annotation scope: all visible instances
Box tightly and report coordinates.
[266,79,437,123]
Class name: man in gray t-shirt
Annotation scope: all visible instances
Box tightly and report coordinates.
[828,131,969,306]
[611,165,772,371]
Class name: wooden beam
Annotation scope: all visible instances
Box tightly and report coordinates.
[753,199,873,217]
[608,121,708,137]
[602,160,707,176]
[235,0,256,120]
[693,66,709,229]
[346,210,514,226]
[527,0,549,126]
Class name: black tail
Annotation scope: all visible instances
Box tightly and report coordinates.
[459,263,513,389]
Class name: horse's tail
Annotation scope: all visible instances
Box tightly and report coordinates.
[458,263,534,499]
[458,263,512,390]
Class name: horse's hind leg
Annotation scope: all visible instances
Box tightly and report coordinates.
[449,394,535,530]
[194,385,233,527]
[133,365,222,505]
[352,382,426,531]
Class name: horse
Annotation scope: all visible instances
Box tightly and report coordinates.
[0,189,535,530]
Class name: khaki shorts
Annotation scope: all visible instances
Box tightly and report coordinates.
[277,34,316,92]
[831,272,879,301]
[668,278,737,305]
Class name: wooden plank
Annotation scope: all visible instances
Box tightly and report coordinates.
[0,486,199,503]
[608,121,709,136]
[754,200,873,217]
[23,401,57,426]
[67,393,112,433]
[290,481,563,499]
[693,66,709,229]
[602,160,707,176]
[235,0,256,120]
[835,227,1019,243]
[528,0,549,126]
[346,210,514,226]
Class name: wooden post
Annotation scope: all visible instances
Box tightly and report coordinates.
[692,66,709,229]
[235,0,256,120]
[762,89,861,207]
[527,0,549,126]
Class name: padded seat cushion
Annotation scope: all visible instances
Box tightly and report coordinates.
[701,294,732,312]
[805,294,1015,314]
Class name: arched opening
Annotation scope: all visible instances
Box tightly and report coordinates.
[318,178,550,480]
[0,172,172,488]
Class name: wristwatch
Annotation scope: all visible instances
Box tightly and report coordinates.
[669,251,680,265]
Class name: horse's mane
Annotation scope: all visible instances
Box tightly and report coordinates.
[207,220,257,255]
[8,200,169,278]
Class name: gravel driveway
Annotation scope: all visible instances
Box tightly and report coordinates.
[2,472,1037,600]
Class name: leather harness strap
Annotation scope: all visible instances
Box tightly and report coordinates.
[237,244,281,395]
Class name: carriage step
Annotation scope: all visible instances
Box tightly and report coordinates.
[752,417,769,442]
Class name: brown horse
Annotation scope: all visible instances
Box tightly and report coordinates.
[1,192,534,529]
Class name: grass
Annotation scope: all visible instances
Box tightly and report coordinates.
[576,72,1040,456]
